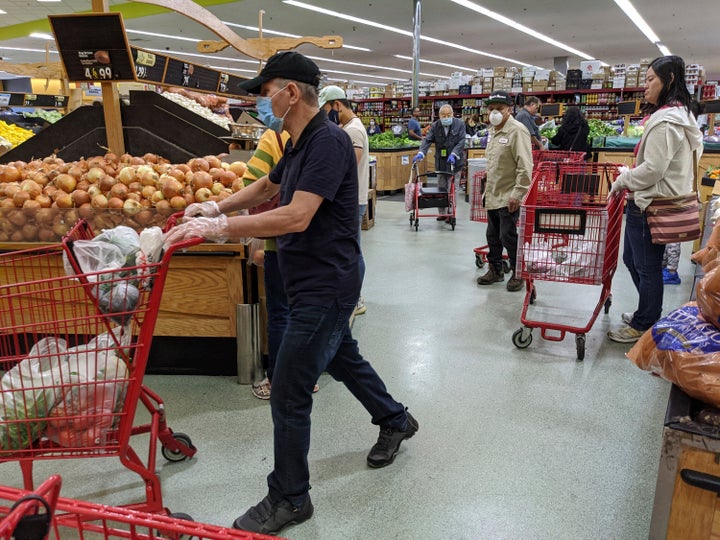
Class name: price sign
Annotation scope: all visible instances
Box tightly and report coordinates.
[164,58,220,92]
[49,13,136,83]
[220,74,250,97]
[0,93,11,107]
[540,103,564,117]
[617,100,640,116]
[131,47,167,84]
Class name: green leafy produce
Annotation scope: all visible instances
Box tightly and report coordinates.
[369,132,420,150]
[23,110,63,124]
[540,126,558,140]
[587,119,617,140]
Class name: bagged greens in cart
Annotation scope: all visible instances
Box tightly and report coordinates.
[0,330,131,450]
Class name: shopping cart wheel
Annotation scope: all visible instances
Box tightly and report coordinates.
[475,253,485,269]
[414,219,419,231]
[409,212,415,225]
[161,432,195,462]
[603,296,612,314]
[502,260,512,274]
[512,327,532,349]
[450,217,456,230]
[576,334,586,361]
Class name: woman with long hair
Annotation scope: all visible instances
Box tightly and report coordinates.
[607,55,704,343]
[551,106,591,158]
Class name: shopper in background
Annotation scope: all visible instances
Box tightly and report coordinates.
[413,104,466,220]
[662,243,682,285]
[465,113,482,136]
[164,52,418,535]
[407,107,423,140]
[318,85,370,319]
[607,55,704,343]
[551,106,592,159]
[367,117,381,135]
[515,96,544,150]
[476,90,533,292]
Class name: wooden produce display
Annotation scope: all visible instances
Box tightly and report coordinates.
[372,148,431,192]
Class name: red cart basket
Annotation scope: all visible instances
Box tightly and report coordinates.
[407,163,457,231]
[0,474,281,540]
[0,219,202,515]
[470,150,586,269]
[512,161,625,360]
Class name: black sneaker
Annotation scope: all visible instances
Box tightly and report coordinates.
[367,411,419,468]
[233,494,314,535]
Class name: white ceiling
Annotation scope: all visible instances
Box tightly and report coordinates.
[1,0,719,88]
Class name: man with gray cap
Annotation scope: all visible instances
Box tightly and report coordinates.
[164,51,417,536]
[318,85,370,318]
[476,90,532,292]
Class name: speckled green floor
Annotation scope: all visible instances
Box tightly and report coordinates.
[2,194,691,540]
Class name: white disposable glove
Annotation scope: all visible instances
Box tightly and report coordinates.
[618,165,630,176]
[184,200,221,218]
[163,214,229,249]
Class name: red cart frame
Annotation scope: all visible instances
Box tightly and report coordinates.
[0,474,280,540]
[407,163,457,231]
[0,219,201,515]
[470,150,586,270]
[512,161,625,360]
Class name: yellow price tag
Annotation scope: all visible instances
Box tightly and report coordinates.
[136,50,156,67]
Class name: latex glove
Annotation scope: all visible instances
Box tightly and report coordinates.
[412,152,425,163]
[618,165,630,177]
[163,215,229,249]
[608,179,626,199]
[184,200,221,218]
[447,154,456,165]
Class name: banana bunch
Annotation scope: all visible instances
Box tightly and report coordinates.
[0,121,34,147]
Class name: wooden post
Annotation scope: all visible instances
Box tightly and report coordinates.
[92,0,125,155]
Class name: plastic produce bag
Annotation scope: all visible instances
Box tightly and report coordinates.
[627,303,720,407]
[0,337,69,450]
[62,225,140,280]
[136,226,164,287]
[47,329,130,448]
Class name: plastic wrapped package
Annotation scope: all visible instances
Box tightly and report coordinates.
[697,265,720,329]
[627,303,720,407]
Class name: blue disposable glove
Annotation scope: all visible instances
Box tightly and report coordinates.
[413,152,424,163]
[447,154,456,165]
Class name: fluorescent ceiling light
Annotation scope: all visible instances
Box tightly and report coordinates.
[613,0,660,43]
[0,46,58,54]
[450,0,594,60]
[208,65,256,74]
[125,29,200,43]
[36,0,61,2]
[0,9,7,14]
[146,48,258,65]
[224,21,370,52]
[283,0,531,66]
[613,0,671,55]
[29,32,54,40]
[395,54,477,73]
[304,54,444,78]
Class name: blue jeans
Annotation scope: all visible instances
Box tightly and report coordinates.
[622,200,665,330]
[486,207,519,272]
[263,250,289,381]
[266,302,406,507]
[358,204,367,289]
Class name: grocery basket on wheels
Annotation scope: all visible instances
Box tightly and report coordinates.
[469,150,586,270]
[0,474,280,540]
[531,149,587,165]
[512,161,624,360]
[0,218,202,516]
[407,163,457,231]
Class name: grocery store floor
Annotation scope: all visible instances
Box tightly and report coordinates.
[1,193,695,540]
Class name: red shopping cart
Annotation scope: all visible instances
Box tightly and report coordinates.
[470,150,586,269]
[0,474,280,540]
[407,163,457,231]
[511,161,625,360]
[0,219,202,515]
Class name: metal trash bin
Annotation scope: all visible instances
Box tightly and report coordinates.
[236,303,263,385]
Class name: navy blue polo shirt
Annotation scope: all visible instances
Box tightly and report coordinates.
[269,111,360,307]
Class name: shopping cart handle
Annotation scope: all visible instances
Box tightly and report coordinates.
[162,211,208,256]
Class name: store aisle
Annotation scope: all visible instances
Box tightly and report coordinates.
[4,195,693,540]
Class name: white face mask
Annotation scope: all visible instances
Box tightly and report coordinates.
[489,110,504,126]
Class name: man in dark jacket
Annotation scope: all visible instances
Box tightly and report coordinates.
[413,104,466,218]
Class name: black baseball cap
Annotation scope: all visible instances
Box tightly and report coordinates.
[240,52,322,94]
[485,91,513,106]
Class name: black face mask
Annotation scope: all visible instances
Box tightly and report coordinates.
[328,109,340,125]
